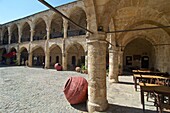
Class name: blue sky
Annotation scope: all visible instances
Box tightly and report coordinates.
[0,0,76,24]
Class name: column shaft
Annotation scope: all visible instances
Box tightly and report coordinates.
[28,52,33,67]
[87,33,108,112]
[109,49,119,83]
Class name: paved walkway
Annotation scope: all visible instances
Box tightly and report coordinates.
[0,66,158,113]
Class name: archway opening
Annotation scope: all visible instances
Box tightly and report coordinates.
[0,48,7,64]
[67,43,85,70]
[32,47,45,67]
[11,24,18,44]
[21,22,31,42]
[34,18,46,41]
[50,14,63,39]
[49,45,62,68]
[9,48,17,65]
[3,28,8,45]
[68,8,87,37]
[20,48,28,65]
[123,37,155,74]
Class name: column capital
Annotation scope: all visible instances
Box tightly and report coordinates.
[87,32,106,42]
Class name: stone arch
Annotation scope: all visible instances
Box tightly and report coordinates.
[50,13,63,39]
[33,18,46,41]
[49,44,62,67]
[21,22,31,42]
[103,1,170,32]
[123,36,156,72]
[2,27,8,45]
[20,47,29,65]
[66,42,85,70]
[31,46,45,67]
[10,24,19,44]
[0,48,7,64]
[7,47,17,65]
[68,7,87,37]
[117,21,170,46]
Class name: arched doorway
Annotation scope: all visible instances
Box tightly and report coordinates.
[34,18,46,41]
[21,22,31,42]
[20,48,28,65]
[123,37,155,72]
[11,24,18,44]
[49,44,62,68]
[32,47,45,67]
[67,43,85,70]
[9,48,17,65]
[50,14,63,39]
[0,48,7,64]
[68,7,87,37]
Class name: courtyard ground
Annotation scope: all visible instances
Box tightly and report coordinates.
[0,66,159,113]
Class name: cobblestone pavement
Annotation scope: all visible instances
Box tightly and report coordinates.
[0,66,158,113]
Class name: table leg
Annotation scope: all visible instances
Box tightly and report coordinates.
[134,77,137,91]
[141,89,145,111]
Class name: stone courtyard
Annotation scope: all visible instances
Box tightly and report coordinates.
[0,66,160,113]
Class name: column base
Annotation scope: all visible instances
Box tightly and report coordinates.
[108,78,119,84]
[87,100,108,113]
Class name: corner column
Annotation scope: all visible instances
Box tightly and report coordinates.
[87,33,108,112]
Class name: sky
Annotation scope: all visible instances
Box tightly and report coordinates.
[0,0,76,24]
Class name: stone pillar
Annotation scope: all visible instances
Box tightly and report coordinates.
[118,50,123,74]
[87,33,108,112]
[8,27,11,44]
[63,19,68,39]
[85,39,88,69]
[109,48,119,83]
[18,26,22,43]
[0,29,2,45]
[45,41,50,69]
[44,26,50,69]
[45,50,50,69]
[30,25,35,42]
[62,52,68,70]
[85,50,88,69]
[17,52,21,65]
[28,52,33,67]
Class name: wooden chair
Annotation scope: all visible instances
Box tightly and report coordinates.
[154,91,170,113]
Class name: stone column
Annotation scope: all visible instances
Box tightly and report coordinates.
[87,33,108,112]
[8,27,11,44]
[118,50,123,74]
[63,19,68,39]
[28,52,33,67]
[17,52,21,65]
[18,26,22,43]
[44,27,50,69]
[85,39,88,69]
[0,29,2,45]
[45,50,50,69]
[30,25,35,42]
[62,52,68,70]
[45,41,50,69]
[109,48,119,83]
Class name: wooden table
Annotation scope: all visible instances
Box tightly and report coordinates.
[133,74,170,91]
[139,83,170,111]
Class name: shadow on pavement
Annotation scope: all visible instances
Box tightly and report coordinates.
[71,102,87,112]
[71,103,160,113]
